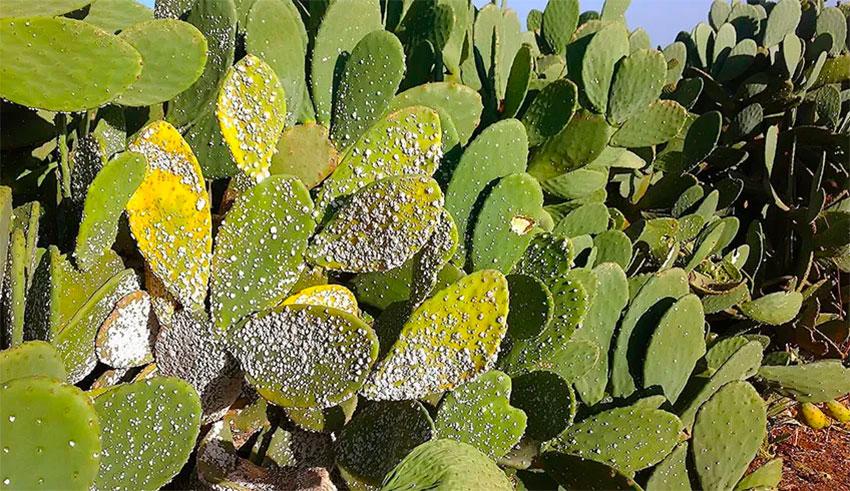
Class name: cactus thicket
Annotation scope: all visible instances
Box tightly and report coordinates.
[1,0,848,489]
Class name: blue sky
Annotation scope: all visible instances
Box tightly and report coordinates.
[137,0,840,46]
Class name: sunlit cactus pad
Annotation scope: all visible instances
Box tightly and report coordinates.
[1,0,849,488]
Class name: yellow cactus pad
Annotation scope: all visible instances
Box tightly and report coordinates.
[360,270,510,400]
[216,54,287,182]
[127,121,212,311]
[282,284,360,317]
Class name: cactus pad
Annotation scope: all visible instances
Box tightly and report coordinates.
[92,377,202,491]
[282,284,360,316]
[692,381,766,491]
[512,232,574,286]
[608,48,666,125]
[506,274,554,340]
[758,360,850,403]
[611,267,689,397]
[471,173,549,273]
[331,30,405,148]
[546,404,683,473]
[434,370,527,459]
[645,442,689,490]
[75,151,146,271]
[211,175,315,332]
[310,0,381,124]
[315,106,442,215]
[389,82,483,146]
[445,119,528,261]
[0,341,66,384]
[573,263,629,405]
[308,175,442,273]
[611,100,688,148]
[244,0,306,125]
[269,122,338,189]
[643,294,706,403]
[126,120,211,311]
[382,439,513,491]
[0,17,142,111]
[739,290,803,326]
[510,370,575,441]
[530,110,611,177]
[337,400,434,486]
[155,311,241,422]
[521,78,578,146]
[83,0,154,33]
[230,304,378,408]
[581,21,630,114]
[0,377,101,491]
[116,19,207,107]
[95,291,154,369]
[542,452,641,490]
[542,0,580,54]
[216,54,287,182]
[361,270,509,400]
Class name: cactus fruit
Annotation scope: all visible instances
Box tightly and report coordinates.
[799,402,830,429]
[825,400,850,423]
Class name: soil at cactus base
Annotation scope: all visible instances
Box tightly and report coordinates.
[754,398,850,490]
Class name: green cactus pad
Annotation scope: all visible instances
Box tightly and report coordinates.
[736,458,783,490]
[506,274,554,340]
[0,17,142,111]
[542,452,641,490]
[182,106,238,179]
[353,261,463,310]
[529,110,611,178]
[573,263,629,405]
[286,395,356,434]
[361,270,509,400]
[389,82,482,147]
[692,381,766,491]
[471,173,548,273]
[758,360,850,403]
[315,106,442,215]
[0,341,66,384]
[611,267,689,397]
[310,0,381,124]
[217,54,287,182]
[331,30,405,148]
[4,229,27,346]
[27,247,137,382]
[682,110,722,170]
[500,271,592,380]
[116,19,207,107]
[546,404,683,473]
[409,209,459,307]
[592,230,632,269]
[608,48,666,125]
[268,122,339,188]
[677,340,763,428]
[542,0,580,54]
[230,304,378,408]
[382,439,513,491]
[211,175,315,333]
[74,151,146,271]
[643,294,706,403]
[92,377,202,491]
[762,0,801,48]
[503,45,533,118]
[704,336,751,375]
[154,310,241,421]
[581,21,630,115]
[434,370,527,459]
[512,233,574,286]
[521,79,578,147]
[542,167,608,201]
[510,370,575,441]
[95,291,154,369]
[739,290,803,326]
[0,377,101,491]
[552,203,610,238]
[244,0,306,125]
[166,0,236,128]
[445,119,528,262]
[83,0,153,33]
[126,120,212,311]
[337,400,434,486]
[816,7,847,56]
[0,0,94,17]
[611,100,687,148]
[308,175,442,273]
[645,443,689,491]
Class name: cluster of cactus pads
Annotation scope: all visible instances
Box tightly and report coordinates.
[1,0,848,489]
